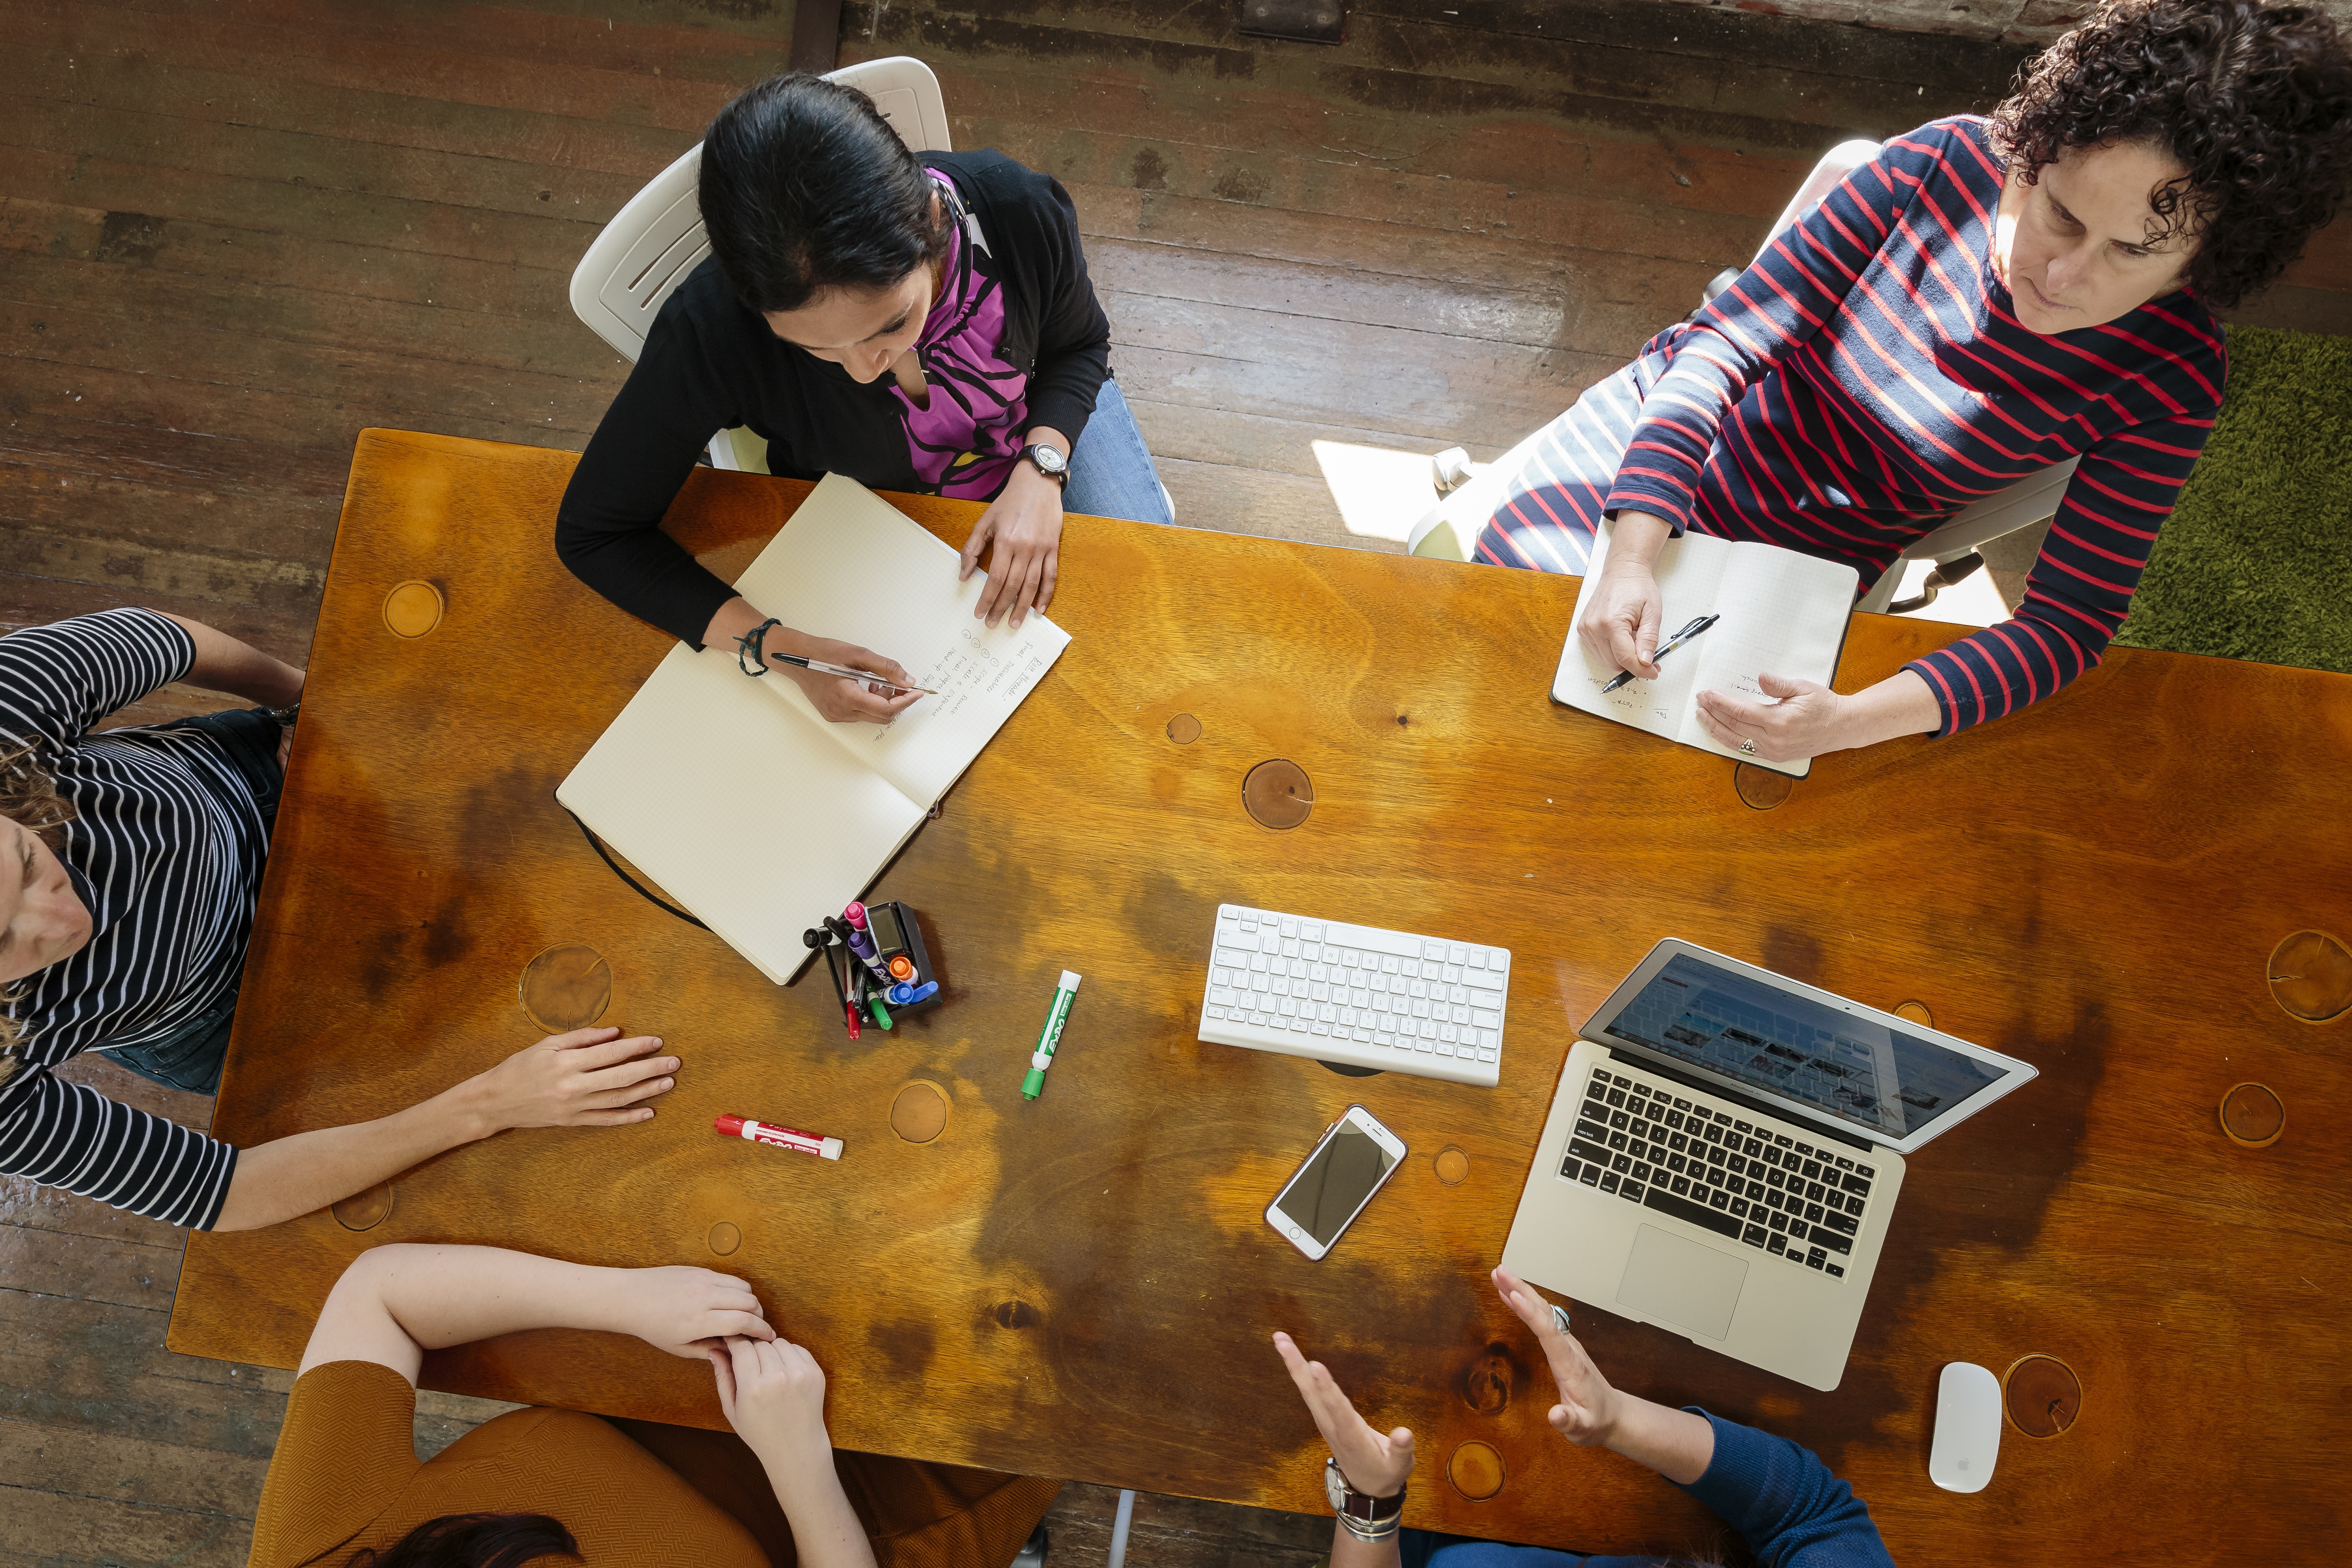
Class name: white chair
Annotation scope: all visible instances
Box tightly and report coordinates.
[1407,138,2077,617]
[567,57,951,474]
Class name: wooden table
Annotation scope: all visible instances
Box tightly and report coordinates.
[171,430,2352,1564]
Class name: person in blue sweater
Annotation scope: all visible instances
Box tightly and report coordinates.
[1274,1266,1892,1568]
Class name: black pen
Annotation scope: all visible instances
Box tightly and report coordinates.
[1599,613,1720,693]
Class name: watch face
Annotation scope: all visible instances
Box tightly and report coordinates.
[1324,1459,1348,1512]
[1028,444,1068,475]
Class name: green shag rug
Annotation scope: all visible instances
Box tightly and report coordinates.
[2112,324,2352,674]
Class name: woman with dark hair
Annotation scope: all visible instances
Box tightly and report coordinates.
[558,73,1169,723]
[1275,1268,1893,1568]
[1,609,679,1233]
[250,1243,1059,1568]
[1470,0,2352,765]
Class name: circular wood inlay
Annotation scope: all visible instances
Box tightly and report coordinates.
[707,1221,742,1256]
[1447,1439,1505,1500]
[890,1081,949,1144]
[2219,1082,2285,1149]
[2002,1354,2082,1438]
[332,1182,394,1232]
[1166,713,1202,745]
[519,944,612,1031]
[382,579,445,639]
[1242,759,1313,829]
[1734,762,1794,810]
[2268,930,2352,1024]
[1435,1145,1470,1186]
[1893,1000,1933,1028]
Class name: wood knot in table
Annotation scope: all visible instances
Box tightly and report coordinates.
[2268,929,2351,1023]
[332,1182,395,1232]
[1734,762,1794,810]
[992,1298,1039,1329]
[1461,1347,1514,1416]
[381,580,445,639]
[1446,1440,1505,1499]
[890,1081,950,1143]
[1243,759,1313,829]
[2219,1082,2285,1148]
[519,944,611,1031]
[2002,1354,2082,1437]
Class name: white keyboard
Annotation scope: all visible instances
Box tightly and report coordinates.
[1196,904,1511,1087]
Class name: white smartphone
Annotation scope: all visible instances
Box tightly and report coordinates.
[1264,1104,1408,1260]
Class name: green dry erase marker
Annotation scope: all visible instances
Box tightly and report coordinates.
[1020,970,1083,1100]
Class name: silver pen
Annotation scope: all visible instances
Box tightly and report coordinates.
[1598,612,1720,693]
[769,651,937,696]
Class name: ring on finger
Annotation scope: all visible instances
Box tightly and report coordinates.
[1738,738,1757,756]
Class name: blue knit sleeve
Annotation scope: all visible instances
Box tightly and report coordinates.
[1678,1409,1895,1568]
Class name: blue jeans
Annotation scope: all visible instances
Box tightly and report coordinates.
[1062,377,1174,526]
[103,707,287,1096]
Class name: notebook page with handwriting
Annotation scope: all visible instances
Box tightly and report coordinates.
[556,641,927,983]
[1552,522,1855,779]
[733,472,1071,806]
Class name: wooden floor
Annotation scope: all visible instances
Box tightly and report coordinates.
[5,1,2350,1563]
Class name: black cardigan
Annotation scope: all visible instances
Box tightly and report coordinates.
[555,149,1112,646]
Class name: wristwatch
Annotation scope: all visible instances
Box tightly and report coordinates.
[1324,1457,1406,1542]
[1018,442,1069,487]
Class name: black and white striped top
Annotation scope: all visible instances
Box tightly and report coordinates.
[0,610,270,1229]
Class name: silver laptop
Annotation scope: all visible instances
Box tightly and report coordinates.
[1499,939,2037,1391]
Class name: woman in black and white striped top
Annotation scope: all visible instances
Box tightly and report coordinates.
[2,609,682,1231]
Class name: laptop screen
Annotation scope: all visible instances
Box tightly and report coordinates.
[1601,951,2002,1140]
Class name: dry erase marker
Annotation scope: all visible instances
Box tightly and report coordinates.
[841,904,897,981]
[1020,970,1083,1100]
[714,1113,843,1161]
[887,980,938,1007]
[888,955,916,981]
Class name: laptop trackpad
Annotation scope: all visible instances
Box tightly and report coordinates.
[1616,1225,1748,1342]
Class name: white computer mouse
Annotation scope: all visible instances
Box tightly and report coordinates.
[1929,1362,2003,1493]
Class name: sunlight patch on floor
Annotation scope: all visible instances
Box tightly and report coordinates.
[1311,441,1440,543]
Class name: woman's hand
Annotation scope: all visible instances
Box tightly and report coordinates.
[1577,552,1666,681]
[961,459,1064,630]
[461,1026,677,1135]
[770,627,924,725]
[608,1266,776,1358]
[1695,665,1943,764]
[710,1334,835,1469]
[1491,1267,1623,1447]
[1272,1331,1416,1497]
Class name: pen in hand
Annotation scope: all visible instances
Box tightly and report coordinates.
[1598,613,1721,693]
[769,651,938,696]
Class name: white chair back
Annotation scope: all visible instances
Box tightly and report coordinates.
[567,56,951,367]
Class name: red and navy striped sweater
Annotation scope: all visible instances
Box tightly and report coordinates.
[1602,116,2225,735]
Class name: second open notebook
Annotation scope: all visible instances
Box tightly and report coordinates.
[1550,522,1858,779]
[559,473,1070,982]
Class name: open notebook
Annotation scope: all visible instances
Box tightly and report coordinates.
[1550,522,1857,779]
[558,473,1070,982]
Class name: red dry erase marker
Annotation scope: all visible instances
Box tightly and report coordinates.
[714,1113,843,1161]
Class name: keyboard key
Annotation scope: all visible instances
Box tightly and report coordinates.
[1842,1172,1873,1196]
[1845,1195,1866,1217]
[1621,1180,1646,1203]
[1590,1069,1614,1084]
[1632,1161,1653,1181]
[1643,1185,1743,1241]
[1741,1225,1769,1249]
[1671,1175,1691,1196]
[1575,1117,1607,1142]
[1559,1156,1579,1180]
[1826,1211,1858,1236]
[1833,1156,1854,1171]
[1768,1208,1790,1232]
[1809,1225,1852,1256]
[1804,1203,1825,1225]
[1745,1181,1766,1201]
[1826,1263,1845,1278]
[1600,1171,1621,1195]
[1611,1153,1633,1175]
[1765,1230,1786,1254]
[1708,1188,1731,1211]
[1806,1248,1827,1269]
[1805,1181,1827,1203]
[1802,1160,1823,1181]
[1576,1163,1601,1187]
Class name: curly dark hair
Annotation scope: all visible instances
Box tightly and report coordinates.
[1992,0,2352,308]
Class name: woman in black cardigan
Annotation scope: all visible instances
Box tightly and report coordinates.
[557,73,1169,721]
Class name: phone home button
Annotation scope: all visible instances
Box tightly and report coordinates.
[1288,1225,1305,1241]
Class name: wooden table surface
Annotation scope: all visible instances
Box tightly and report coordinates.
[170,430,2351,1564]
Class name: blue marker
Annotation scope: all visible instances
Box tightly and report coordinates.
[887,980,939,1007]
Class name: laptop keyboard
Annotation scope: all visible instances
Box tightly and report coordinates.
[1557,1063,1881,1281]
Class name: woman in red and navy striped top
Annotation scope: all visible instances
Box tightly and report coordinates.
[1479,0,2352,764]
